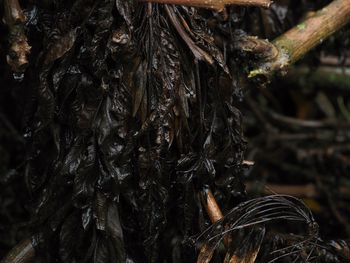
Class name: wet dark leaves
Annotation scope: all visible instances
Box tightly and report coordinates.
[1,0,350,263]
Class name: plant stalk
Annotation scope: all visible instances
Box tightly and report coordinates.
[201,190,224,223]
[197,190,225,263]
[239,0,350,78]
[246,182,350,199]
[274,0,350,65]
[140,0,272,11]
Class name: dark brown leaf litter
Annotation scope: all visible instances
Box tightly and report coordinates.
[0,0,350,263]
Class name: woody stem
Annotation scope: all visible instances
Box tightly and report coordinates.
[140,0,272,11]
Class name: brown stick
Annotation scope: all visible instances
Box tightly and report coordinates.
[140,0,272,11]
[246,182,350,199]
[238,0,350,78]
[197,190,225,263]
[274,0,350,65]
[320,54,350,67]
[199,190,262,263]
[246,183,319,198]
[201,190,224,223]
[0,239,35,263]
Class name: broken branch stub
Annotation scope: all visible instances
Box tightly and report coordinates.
[201,190,224,224]
[237,0,350,78]
[140,0,272,11]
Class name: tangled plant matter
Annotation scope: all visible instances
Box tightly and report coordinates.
[1,0,350,263]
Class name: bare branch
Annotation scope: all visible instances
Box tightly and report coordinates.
[140,0,272,11]
[246,182,350,199]
[236,0,350,78]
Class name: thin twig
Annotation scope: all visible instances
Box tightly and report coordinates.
[201,190,224,223]
[246,182,350,199]
[197,189,225,263]
[320,54,350,67]
[246,183,319,198]
[140,0,272,11]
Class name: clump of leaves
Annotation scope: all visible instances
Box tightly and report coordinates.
[1,0,349,263]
